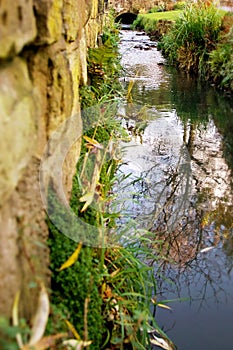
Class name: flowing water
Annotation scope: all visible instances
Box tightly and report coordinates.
[117,28,233,349]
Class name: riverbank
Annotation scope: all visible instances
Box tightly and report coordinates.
[132,3,233,94]
[47,16,172,350]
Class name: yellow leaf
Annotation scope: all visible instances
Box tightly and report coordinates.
[79,192,94,212]
[12,291,24,349]
[157,303,172,311]
[83,135,103,149]
[79,192,94,203]
[59,243,82,271]
[79,148,102,212]
[151,298,172,310]
[65,320,81,341]
[101,282,107,296]
[83,135,99,145]
[110,268,121,278]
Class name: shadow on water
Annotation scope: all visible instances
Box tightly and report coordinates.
[117,28,233,349]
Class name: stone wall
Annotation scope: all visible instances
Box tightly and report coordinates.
[109,0,172,14]
[0,0,104,319]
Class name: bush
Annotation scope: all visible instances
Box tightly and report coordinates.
[148,5,165,13]
[209,27,233,91]
[173,1,186,10]
[132,14,158,32]
[160,1,223,76]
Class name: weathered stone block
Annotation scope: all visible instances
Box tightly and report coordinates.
[63,0,86,42]
[0,157,50,320]
[78,29,88,85]
[0,57,37,205]
[85,17,102,48]
[33,0,63,44]
[0,0,36,58]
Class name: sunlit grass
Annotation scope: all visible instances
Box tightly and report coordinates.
[132,10,183,34]
[140,10,182,22]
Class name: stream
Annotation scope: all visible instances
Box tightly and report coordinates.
[116,28,233,349]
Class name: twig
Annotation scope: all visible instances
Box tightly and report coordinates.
[84,297,90,349]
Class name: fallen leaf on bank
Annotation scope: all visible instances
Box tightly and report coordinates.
[65,320,81,340]
[83,135,103,149]
[12,291,23,349]
[62,339,92,350]
[59,243,82,271]
[79,148,102,212]
[22,333,67,350]
[150,335,174,350]
[110,268,121,278]
[29,282,50,346]
[101,282,114,299]
[79,192,95,212]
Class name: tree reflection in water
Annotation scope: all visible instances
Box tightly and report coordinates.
[116,100,233,307]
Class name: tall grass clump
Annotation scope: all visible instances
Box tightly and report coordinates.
[48,107,171,348]
[160,1,223,76]
[209,26,233,92]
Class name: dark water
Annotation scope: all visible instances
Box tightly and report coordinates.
[117,29,233,349]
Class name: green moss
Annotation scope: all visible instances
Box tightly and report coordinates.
[48,229,105,348]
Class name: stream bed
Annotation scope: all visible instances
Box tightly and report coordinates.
[117,28,233,349]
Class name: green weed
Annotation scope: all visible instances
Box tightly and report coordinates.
[0,317,30,350]
[80,16,123,110]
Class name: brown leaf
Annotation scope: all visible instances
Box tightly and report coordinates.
[22,333,67,350]
[83,135,103,149]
